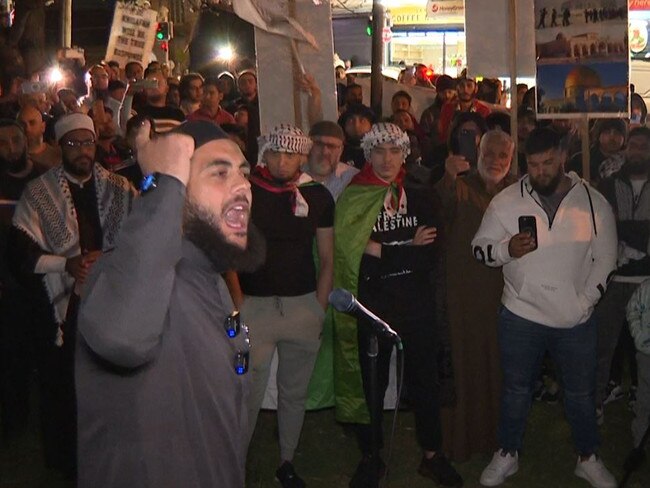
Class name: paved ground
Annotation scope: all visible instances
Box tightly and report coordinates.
[2,395,649,487]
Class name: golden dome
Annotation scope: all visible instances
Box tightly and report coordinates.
[565,66,601,90]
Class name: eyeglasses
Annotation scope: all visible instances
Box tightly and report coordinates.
[63,139,95,149]
[224,311,250,375]
[313,140,343,152]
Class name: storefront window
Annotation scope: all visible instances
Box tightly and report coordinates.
[389,30,466,76]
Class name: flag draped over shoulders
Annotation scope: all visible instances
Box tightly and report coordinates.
[332,179,389,424]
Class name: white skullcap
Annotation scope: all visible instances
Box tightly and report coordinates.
[361,122,411,161]
[257,124,313,166]
[55,113,96,143]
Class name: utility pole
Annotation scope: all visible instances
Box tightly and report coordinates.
[61,0,72,48]
[370,0,385,119]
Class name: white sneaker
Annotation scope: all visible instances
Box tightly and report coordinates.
[574,454,617,488]
[480,449,519,486]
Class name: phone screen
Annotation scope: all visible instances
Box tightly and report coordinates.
[458,129,478,167]
[518,215,538,250]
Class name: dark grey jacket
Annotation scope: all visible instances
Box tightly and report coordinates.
[76,175,249,488]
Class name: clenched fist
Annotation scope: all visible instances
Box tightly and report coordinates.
[134,120,194,186]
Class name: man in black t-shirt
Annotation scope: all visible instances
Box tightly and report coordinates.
[136,67,186,133]
[239,124,334,487]
[334,123,463,488]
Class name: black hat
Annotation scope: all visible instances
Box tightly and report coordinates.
[173,120,229,149]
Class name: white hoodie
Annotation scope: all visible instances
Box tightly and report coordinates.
[471,172,617,328]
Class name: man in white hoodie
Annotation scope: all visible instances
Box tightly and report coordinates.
[472,127,618,488]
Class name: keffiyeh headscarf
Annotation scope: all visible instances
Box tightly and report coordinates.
[361,122,411,161]
[252,124,316,217]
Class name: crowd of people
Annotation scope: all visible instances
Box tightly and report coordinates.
[0,52,649,488]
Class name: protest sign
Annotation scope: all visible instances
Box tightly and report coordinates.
[534,0,629,119]
[105,2,158,68]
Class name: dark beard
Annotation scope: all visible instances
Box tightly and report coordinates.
[0,149,28,174]
[183,200,266,273]
[530,171,563,196]
[625,158,649,176]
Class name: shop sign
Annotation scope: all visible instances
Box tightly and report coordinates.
[630,0,650,11]
[391,2,464,25]
[382,26,393,43]
[630,19,649,53]
[426,0,465,19]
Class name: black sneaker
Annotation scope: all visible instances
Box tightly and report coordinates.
[418,453,463,487]
[275,461,306,488]
[349,455,386,488]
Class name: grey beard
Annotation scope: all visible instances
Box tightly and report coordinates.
[182,199,266,273]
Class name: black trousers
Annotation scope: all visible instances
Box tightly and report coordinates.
[35,293,79,476]
[356,316,442,454]
[0,289,36,439]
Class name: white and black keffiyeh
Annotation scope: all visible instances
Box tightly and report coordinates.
[257,124,313,166]
[13,164,135,343]
[361,122,411,161]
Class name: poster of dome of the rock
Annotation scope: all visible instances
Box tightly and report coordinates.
[534,0,629,119]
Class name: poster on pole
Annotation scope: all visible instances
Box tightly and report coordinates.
[534,0,629,119]
[105,2,158,68]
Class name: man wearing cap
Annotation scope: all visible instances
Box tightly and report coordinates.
[8,113,135,476]
[420,75,457,158]
[238,124,334,487]
[333,123,463,488]
[438,75,491,147]
[75,120,263,487]
[305,120,359,201]
[0,119,41,440]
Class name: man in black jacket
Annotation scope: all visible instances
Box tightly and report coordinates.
[595,126,650,421]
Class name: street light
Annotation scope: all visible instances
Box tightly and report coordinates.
[217,45,234,62]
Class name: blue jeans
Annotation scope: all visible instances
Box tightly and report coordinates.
[497,307,600,455]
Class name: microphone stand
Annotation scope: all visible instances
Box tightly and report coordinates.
[367,330,380,488]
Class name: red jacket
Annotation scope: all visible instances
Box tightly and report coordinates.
[437,100,491,144]
[187,106,236,126]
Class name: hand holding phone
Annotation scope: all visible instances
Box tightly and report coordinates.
[444,154,471,179]
[510,215,538,258]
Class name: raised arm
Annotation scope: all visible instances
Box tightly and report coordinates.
[78,126,193,369]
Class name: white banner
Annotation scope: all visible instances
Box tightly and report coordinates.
[426,0,465,20]
[465,0,536,78]
[105,2,158,68]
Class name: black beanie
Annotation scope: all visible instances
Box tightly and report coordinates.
[172,120,229,149]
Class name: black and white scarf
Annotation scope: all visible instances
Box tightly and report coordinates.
[13,164,135,344]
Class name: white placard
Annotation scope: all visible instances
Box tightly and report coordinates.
[105,2,158,68]
[255,0,338,134]
[465,0,536,78]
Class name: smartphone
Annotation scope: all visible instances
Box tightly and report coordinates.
[130,79,158,90]
[518,215,538,250]
[21,81,48,94]
[458,128,478,168]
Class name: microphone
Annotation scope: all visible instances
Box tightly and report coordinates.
[329,288,401,343]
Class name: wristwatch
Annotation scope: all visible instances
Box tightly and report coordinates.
[140,173,159,193]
